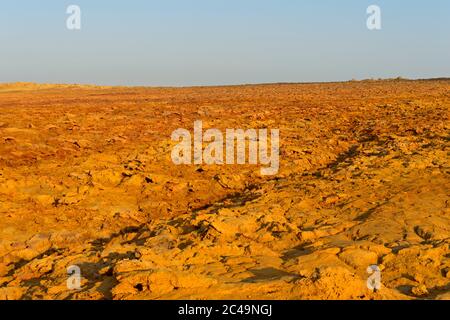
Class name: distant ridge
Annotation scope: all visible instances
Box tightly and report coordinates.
[416,77,450,81]
[0,77,449,91]
[0,82,114,92]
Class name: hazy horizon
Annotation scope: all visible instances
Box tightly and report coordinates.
[1,0,449,86]
[3,76,450,89]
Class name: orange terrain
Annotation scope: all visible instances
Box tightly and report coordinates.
[0,79,449,300]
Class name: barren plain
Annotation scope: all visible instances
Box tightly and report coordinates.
[0,80,449,300]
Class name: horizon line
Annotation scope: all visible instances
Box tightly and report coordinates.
[1,77,450,90]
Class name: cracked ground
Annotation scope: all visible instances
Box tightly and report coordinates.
[0,79,449,300]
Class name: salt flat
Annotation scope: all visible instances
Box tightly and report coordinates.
[0,80,448,299]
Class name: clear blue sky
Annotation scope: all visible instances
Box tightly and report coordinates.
[1,0,449,86]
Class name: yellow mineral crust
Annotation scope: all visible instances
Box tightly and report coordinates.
[0,80,448,300]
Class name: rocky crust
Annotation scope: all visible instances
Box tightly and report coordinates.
[0,80,449,299]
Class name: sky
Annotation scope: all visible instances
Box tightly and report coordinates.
[1,0,449,86]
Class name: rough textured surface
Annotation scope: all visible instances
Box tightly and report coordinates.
[0,80,449,300]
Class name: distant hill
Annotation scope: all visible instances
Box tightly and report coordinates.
[1,77,449,91]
